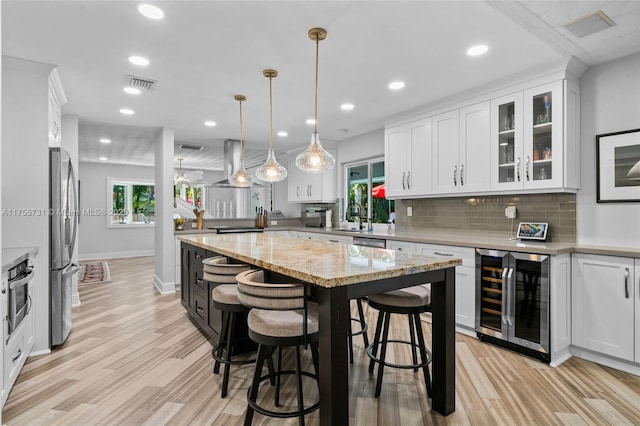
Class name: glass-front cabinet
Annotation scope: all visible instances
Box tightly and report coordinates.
[491,80,563,191]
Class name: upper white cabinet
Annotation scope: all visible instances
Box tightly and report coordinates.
[48,69,66,148]
[384,117,432,198]
[572,254,637,362]
[287,149,336,203]
[432,102,491,194]
[491,80,578,192]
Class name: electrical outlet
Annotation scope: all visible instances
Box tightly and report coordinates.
[505,206,517,219]
[270,220,278,226]
[407,206,413,217]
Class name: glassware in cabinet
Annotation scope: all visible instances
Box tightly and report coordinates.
[531,91,553,182]
[497,101,516,184]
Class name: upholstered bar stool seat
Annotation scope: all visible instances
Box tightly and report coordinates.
[367,283,433,399]
[204,256,255,399]
[237,269,320,426]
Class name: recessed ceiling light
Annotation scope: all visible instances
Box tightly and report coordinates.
[138,4,164,20]
[123,86,141,95]
[306,119,316,125]
[277,131,288,137]
[99,138,111,144]
[340,103,354,111]
[99,157,108,161]
[467,44,489,56]
[204,121,216,127]
[120,108,135,115]
[388,81,405,90]
[128,56,149,66]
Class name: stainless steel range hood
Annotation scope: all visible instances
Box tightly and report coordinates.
[213,139,261,187]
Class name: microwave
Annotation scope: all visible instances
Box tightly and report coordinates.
[302,208,327,227]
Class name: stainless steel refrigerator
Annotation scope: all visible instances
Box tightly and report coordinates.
[49,147,79,347]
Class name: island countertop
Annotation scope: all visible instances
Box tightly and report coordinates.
[178,233,461,288]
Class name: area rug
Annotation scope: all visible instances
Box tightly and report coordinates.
[78,261,111,285]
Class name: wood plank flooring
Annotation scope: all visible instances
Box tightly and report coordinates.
[3,256,640,425]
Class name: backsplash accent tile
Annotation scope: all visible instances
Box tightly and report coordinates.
[396,194,576,242]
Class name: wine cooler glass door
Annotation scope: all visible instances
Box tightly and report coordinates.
[476,249,510,339]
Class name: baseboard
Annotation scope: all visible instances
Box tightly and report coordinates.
[153,274,176,294]
[72,291,81,307]
[550,351,572,368]
[571,346,640,376]
[79,250,154,261]
[29,348,52,357]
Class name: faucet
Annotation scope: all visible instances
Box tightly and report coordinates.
[345,202,366,230]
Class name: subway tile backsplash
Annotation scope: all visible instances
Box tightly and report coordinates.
[395,194,576,242]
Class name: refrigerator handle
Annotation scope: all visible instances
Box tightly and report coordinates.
[506,268,514,326]
[501,268,508,325]
[68,161,79,258]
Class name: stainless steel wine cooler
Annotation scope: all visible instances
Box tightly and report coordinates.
[475,249,550,362]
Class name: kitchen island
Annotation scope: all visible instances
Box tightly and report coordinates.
[178,232,461,425]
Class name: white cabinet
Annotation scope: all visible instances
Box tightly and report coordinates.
[386,240,416,253]
[289,231,351,245]
[175,237,181,288]
[491,80,577,192]
[417,243,476,330]
[432,102,491,195]
[287,151,336,203]
[636,261,640,363]
[384,117,432,198]
[572,254,636,362]
[47,69,66,148]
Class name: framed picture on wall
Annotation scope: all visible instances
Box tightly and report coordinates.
[596,128,640,203]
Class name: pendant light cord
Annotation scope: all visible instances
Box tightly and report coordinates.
[269,75,273,150]
[238,98,244,159]
[314,34,319,134]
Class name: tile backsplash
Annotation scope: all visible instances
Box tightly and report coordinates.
[395,194,576,242]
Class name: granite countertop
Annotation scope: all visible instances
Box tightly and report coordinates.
[2,246,39,272]
[178,233,461,288]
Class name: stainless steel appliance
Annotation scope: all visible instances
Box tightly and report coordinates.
[352,236,386,249]
[7,259,34,341]
[475,249,550,362]
[302,207,328,227]
[49,147,80,347]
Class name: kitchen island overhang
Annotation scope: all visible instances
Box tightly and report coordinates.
[178,232,461,424]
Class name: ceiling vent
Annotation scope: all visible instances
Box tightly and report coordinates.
[178,143,204,151]
[127,75,157,91]
[562,10,615,38]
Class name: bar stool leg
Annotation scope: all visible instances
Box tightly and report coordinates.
[413,313,432,398]
[374,312,391,398]
[294,345,306,426]
[275,346,283,407]
[266,347,276,386]
[213,310,230,375]
[357,298,369,348]
[310,341,320,382]
[221,311,236,398]
[369,312,384,373]
[245,344,268,426]
[348,312,355,364]
[408,314,418,372]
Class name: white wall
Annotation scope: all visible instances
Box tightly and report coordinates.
[577,53,640,248]
[77,162,154,259]
[2,57,55,353]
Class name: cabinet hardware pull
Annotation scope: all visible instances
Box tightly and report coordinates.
[195,253,202,259]
[517,157,521,182]
[297,186,300,197]
[402,172,406,190]
[329,239,338,243]
[460,164,464,186]
[506,268,514,326]
[501,268,508,325]
[434,252,453,257]
[453,165,457,186]
[407,171,411,190]
[526,156,530,181]
[12,349,22,362]
[196,306,204,315]
[624,268,629,299]
[397,247,403,251]
[197,279,204,286]
[308,184,311,197]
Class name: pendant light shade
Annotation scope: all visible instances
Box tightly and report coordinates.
[174,158,192,187]
[296,27,335,174]
[255,69,287,182]
[229,94,253,188]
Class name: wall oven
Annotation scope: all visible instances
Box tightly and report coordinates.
[475,249,550,362]
[7,258,34,341]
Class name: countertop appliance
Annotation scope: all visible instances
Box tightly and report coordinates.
[208,226,264,234]
[49,147,80,347]
[302,207,328,228]
[352,236,386,249]
[475,248,550,362]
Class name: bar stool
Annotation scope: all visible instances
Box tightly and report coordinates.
[366,284,432,398]
[204,257,257,398]
[348,298,369,363]
[236,269,319,426]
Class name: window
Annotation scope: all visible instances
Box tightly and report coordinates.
[108,178,155,227]
[175,185,205,210]
[346,159,394,224]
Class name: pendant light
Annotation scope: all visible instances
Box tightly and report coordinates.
[255,69,288,182]
[296,27,335,174]
[174,158,191,187]
[229,94,253,187]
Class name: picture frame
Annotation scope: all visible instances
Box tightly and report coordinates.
[596,128,640,203]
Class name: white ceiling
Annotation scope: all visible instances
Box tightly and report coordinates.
[3,1,640,171]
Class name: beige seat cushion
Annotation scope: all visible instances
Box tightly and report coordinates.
[368,284,431,308]
[203,272,239,283]
[236,269,305,310]
[248,303,319,338]
[212,284,240,305]
[203,257,251,275]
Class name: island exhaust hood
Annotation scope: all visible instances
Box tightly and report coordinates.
[213,139,262,187]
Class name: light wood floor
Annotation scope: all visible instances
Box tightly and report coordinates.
[3,256,640,425]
